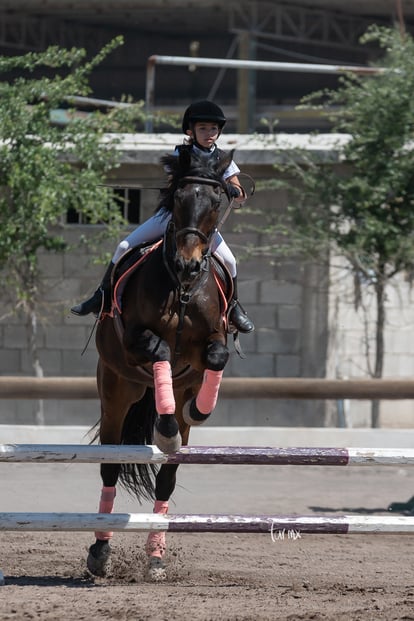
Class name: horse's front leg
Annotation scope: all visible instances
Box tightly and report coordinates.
[123,327,181,453]
[183,339,229,426]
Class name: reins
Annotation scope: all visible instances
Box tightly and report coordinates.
[163,221,211,366]
[163,175,223,366]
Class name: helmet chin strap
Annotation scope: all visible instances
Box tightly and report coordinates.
[193,140,214,152]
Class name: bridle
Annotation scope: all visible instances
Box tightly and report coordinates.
[173,175,228,243]
[163,174,227,364]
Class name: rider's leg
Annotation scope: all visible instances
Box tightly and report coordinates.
[113,211,171,261]
[212,234,254,334]
[70,260,115,316]
[71,211,171,317]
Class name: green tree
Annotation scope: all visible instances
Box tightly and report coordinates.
[259,26,414,426]
[0,38,147,415]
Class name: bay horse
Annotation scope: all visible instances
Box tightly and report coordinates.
[88,147,234,580]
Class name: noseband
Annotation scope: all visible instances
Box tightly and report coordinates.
[175,227,210,244]
[177,175,225,189]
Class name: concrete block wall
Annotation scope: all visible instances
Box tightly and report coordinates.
[0,237,329,427]
[0,245,329,427]
[326,257,414,428]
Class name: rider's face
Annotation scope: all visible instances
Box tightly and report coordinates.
[189,122,220,148]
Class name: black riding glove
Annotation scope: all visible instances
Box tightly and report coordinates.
[227,184,241,199]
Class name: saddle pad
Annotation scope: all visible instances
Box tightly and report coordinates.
[112,240,163,314]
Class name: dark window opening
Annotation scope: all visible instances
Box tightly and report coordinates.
[66,187,141,225]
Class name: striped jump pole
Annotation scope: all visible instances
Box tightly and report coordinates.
[1,444,414,466]
[0,512,414,534]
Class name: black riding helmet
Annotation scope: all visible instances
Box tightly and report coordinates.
[182,100,227,133]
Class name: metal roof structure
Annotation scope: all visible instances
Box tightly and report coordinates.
[0,1,411,131]
[1,1,411,50]
[1,1,414,19]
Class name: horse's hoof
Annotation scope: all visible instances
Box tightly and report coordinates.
[388,496,414,513]
[87,540,111,577]
[146,556,167,582]
[154,414,182,453]
[183,398,211,426]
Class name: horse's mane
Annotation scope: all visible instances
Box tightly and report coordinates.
[156,146,234,214]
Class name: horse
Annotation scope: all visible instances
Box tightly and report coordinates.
[87,147,235,581]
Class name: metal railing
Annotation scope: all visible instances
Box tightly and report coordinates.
[145,54,386,131]
[0,376,413,400]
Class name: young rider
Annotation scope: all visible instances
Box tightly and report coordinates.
[71,100,254,333]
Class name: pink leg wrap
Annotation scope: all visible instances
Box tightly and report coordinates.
[95,485,116,541]
[196,369,223,414]
[153,361,175,414]
[145,500,169,558]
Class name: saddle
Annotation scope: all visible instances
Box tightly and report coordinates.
[111,240,163,315]
[110,239,234,324]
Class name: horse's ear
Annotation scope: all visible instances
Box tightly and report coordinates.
[178,145,192,171]
[160,153,179,175]
[216,149,235,177]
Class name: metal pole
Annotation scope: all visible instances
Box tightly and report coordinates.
[145,55,386,133]
[147,55,385,75]
[1,377,414,400]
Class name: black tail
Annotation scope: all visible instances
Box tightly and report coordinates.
[119,387,158,503]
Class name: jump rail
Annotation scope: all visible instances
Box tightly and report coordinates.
[1,512,413,534]
[1,444,413,544]
[1,444,414,466]
[2,376,414,399]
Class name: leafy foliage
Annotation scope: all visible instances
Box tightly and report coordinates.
[269,26,414,284]
[258,26,414,396]
[0,37,146,307]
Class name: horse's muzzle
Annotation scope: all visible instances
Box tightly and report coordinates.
[174,255,202,282]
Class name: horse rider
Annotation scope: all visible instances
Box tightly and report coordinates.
[71,100,254,334]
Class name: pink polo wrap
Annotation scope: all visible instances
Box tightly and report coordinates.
[95,485,116,540]
[145,500,169,558]
[196,369,223,414]
[153,361,175,414]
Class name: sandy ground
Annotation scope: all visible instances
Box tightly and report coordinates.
[1,461,414,620]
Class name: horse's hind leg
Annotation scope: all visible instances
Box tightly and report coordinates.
[87,364,135,577]
[87,462,120,577]
[146,412,190,581]
[145,464,178,582]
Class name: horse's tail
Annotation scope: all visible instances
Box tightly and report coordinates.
[119,387,158,502]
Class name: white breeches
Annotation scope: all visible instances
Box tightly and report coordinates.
[112,211,237,278]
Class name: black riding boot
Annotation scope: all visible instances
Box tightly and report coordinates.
[229,277,255,333]
[71,262,114,316]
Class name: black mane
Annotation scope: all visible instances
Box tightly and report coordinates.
[156,147,234,214]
